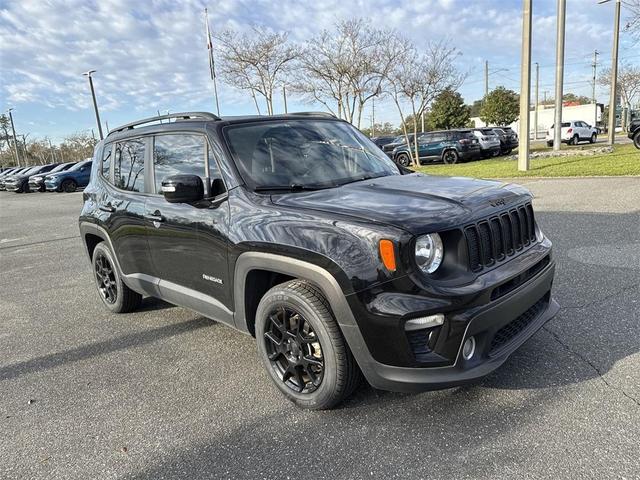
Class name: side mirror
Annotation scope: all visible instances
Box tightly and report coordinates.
[161,174,204,203]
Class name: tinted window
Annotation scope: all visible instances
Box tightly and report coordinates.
[102,145,112,179]
[153,134,212,193]
[114,139,145,192]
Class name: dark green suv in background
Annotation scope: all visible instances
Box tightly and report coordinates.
[392,130,481,166]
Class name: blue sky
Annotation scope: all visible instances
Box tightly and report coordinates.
[0,0,638,142]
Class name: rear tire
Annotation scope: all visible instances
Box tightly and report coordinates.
[442,150,459,164]
[546,141,553,147]
[255,280,361,410]
[62,179,77,193]
[571,135,579,145]
[92,242,142,313]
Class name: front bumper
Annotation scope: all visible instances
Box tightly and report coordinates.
[341,245,558,392]
[45,181,60,191]
[28,180,45,191]
[4,181,23,192]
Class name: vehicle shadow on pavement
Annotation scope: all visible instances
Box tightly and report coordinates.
[0,317,214,382]
[136,296,176,313]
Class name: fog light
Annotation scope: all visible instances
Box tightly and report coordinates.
[462,336,476,360]
[404,314,444,331]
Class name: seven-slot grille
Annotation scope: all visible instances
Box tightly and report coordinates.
[464,203,537,272]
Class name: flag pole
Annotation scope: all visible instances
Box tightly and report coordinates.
[205,8,221,116]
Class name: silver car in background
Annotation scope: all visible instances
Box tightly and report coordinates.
[472,128,501,158]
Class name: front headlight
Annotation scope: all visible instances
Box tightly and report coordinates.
[415,233,444,274]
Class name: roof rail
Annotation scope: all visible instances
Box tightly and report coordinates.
[107,112,220,136]
[288,111,336,118]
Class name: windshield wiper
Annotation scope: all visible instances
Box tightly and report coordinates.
[254,183,332,192]
[337,174,388,187]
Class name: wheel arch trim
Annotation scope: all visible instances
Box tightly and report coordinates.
[233,252,376,375]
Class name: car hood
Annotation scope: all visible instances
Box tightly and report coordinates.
[45,172,66,180]
[270,173,532,234]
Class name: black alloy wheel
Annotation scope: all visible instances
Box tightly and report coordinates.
[443,149,459,164]
[396,153,411,167]
[263,306,324,394]
[62,179,77,193]
[94,252,117,304]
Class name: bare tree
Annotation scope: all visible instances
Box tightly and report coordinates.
[384,40,465,166]
[599,63,640,130]
[625,0,640,44]
[216,27,298,115]
[295,19,408,128]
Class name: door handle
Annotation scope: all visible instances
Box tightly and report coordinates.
[99,204,115,213]
[145,213,164,222]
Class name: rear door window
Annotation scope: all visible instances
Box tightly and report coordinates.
[114,139,145,192]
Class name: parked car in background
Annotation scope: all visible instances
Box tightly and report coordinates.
[492,127,518,155]
[0,167,20,178]
[382,135,408,157]
[79,111,558,410]
[370,135,397,150]
[629,119,640,149]
[392,130,480,166]
[4,163,60,193]
[472,128,501,158]
[546,121,598,146]
[0,167,29,190]
[45,159,92,192]
[28,161,77,192]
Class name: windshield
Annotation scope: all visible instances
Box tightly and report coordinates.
[224,120,400,190]
[47,163,68,174]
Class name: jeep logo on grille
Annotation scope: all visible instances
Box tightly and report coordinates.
[490,198,506,207]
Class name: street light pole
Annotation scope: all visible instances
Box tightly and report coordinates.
[553,0,566,152]
[7,108,21,167]
[83,70,104,140]
[518,0,532,171]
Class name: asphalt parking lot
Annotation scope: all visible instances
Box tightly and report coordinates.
[1,179,639,480]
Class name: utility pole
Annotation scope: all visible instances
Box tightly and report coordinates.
[534,62,539,139]
[205,8,221,116]
[518,0,532,171]
[553,0,566,152]
[7,108,21,167]
[484,60,489,98]
[603,0,621,144]
[283,86,288,114]
[83,70,104,140]
[592,49,599,129]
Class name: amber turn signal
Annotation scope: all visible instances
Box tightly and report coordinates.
[379,239,397,272]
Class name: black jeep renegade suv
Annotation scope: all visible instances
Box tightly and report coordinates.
[79,111,559,409]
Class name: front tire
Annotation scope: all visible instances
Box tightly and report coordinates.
[61,179,77,193]
[92,242,142,313]
[255,280,361,410]
[633,131,640,149]
[590,133,597,144]
[396,153,411,167]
